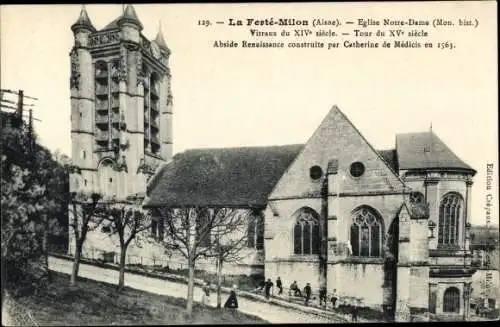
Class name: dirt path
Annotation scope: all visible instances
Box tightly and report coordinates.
[48,256,339,324]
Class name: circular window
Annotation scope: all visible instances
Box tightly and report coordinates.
[350,162,365,177]
[309,165,323,180]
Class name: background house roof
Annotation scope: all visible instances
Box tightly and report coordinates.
[144,144,304,208]
[396,131,475,173]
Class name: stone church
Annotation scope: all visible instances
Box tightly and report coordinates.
[68,5,477,322]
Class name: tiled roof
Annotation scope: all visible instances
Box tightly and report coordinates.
[145,122,475,208]
[396,131,475,173]
[144,144,304,208]
[101,17,120,31]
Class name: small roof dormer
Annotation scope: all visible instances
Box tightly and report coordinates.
[71,6,96,33]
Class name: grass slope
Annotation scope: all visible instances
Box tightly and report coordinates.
[11,271,268,325]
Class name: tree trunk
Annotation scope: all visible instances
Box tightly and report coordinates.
[42,214,52,283]
[70,242,82,286]
[186,257,195,317]
[118,246,127,290]
[216,256,223,308]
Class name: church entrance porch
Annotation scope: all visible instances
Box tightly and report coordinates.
[428,269,475,320]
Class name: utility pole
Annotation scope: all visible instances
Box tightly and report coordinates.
[28,108,34,153]
[17,90,24,118]
[1,89,39,122]
[0,88,40,165]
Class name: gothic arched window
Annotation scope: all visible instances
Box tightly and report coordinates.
[438,193,463,246]
[292,207,320,255]
[247,212,264,250]
[443,287,460,313]
[350,206,383,257]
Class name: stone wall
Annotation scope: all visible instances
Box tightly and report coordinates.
[70,228,264,277]
[328,262,385,307]
[265,259,321,291]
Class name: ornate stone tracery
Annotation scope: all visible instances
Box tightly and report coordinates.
[118,46,128,81]
[438,192,463,246]
[350,206,384,257]
[70,50,80,90]
[89,31,120,47]
[293,207,320,255]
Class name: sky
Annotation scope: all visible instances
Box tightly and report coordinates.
[1,2,498,226]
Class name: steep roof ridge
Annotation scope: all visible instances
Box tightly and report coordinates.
[145,144,304,208]
[429,130,474,171]
[267,109,338,200]
[182,143,305,153]
[334,106,408,189]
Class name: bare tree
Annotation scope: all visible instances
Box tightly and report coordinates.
[68,190,103,286]
[97,197,152,290]
[211,209,249,308]
[155,206,249,317]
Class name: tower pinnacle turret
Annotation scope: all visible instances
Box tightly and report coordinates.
[71,5,96,33]
[117,4,143,31]
[155,21,170,54]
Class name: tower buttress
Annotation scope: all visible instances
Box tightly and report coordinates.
[156,25,173,162]
[70,6,96,194]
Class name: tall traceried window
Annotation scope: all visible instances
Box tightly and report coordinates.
[292,207,320,255]
[443,287,460,313]
[247,211,264,250]
[350,206,383,257]
[438,193,463,247]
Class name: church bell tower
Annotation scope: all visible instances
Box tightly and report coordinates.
[69,5,173,200]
